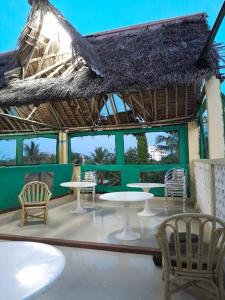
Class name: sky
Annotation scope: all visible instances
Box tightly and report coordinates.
[0,0,224,52]
[0,0,224,160]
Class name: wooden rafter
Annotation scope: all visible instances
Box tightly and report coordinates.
[109,94,119,125]
[0,112,60,129]
[102,96,113,125]
[117,93,130,123]
[26,57,71,80]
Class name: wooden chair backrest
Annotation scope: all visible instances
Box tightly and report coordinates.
[19,181,52,204]
[156,213,225,273]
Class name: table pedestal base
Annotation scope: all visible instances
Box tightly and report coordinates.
[116,230,141,241]
[138,209,155,217]
[71,207,87,214]
[138,195,156,217]
[70,188,87,214]
[115,202,141,241]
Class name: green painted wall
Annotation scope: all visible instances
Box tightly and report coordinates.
[0,164,73,210]
[0,124,189,211]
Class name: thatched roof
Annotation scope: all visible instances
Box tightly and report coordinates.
[0,0,222,133]
[0,9,220,106]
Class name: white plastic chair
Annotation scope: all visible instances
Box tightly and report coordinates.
[78,171,96,208]
[164,168,187,211]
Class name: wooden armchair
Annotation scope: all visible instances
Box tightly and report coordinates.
[156,213,225,300]
[19,181,52,226]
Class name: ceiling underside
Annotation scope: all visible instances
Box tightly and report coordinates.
[0,84,200,133]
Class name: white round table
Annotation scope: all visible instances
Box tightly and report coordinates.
[0,241,65,300]
[100,191,153,241]
[61,181,97,214]
[127,183,165,217]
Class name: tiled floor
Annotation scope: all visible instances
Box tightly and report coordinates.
[39,246,208,300]
[0,194,196,248]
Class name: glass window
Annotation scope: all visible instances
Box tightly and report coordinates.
[23,137,57,164]
[71,135,116,165]
[0,139,16,166]
[124,131,179,164]
[96,171,121,186]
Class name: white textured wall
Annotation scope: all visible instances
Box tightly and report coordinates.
[214,165,225,222]
[195,161,213,215]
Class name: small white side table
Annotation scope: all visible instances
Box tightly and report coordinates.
[100,191,153,241]
[127,183,165,217]
[0,241,65,300]
[61,181,97,214]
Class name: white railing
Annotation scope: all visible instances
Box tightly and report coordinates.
[194,159,225,222]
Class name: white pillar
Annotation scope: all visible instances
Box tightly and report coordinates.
[58,131,68,164]
[188,121,200,200]
[205,76,225,159]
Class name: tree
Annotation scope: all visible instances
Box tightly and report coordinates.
[124,147,138,163]
[23,141,40,163]
[90,147,116,184]
[137,133,149,164]
[154,131,179,163]
[155,131,179,155]
[90,147,115,164]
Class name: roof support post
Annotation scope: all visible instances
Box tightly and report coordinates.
[188,121,200,201]
[205,76,225,159]
[58,131,68,164]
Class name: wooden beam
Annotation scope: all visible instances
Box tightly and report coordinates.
[57,102,73,127]
[103,96,113,125]
[66,115,193,132]
[148,89,154,118]
[46,103,64,128]
[84,100,95,124]
[47,63,65,78]
[76,99,87,126]
[131,94,152,120]
[117,93,130,123]
[26,57,71,80]
[0,112,60,129]
[127,90,137,121]
[139,90,147,120]
[109,94,119,125]
[65,101,82,127]
[23,24,42,78]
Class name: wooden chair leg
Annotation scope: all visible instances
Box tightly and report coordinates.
[44,208,48,224]
[20,208,25,226]
[218,273,224,300]
[163,271,171,300]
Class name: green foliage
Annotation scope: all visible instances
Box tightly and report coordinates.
[89,146,116,164]
[155,131,179,155]
[124,147,138,163]
[137,133,149,164]
[72,146,116,165]
[140,171,165,183]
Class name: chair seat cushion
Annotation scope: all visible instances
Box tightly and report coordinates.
[169,233,218,270]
